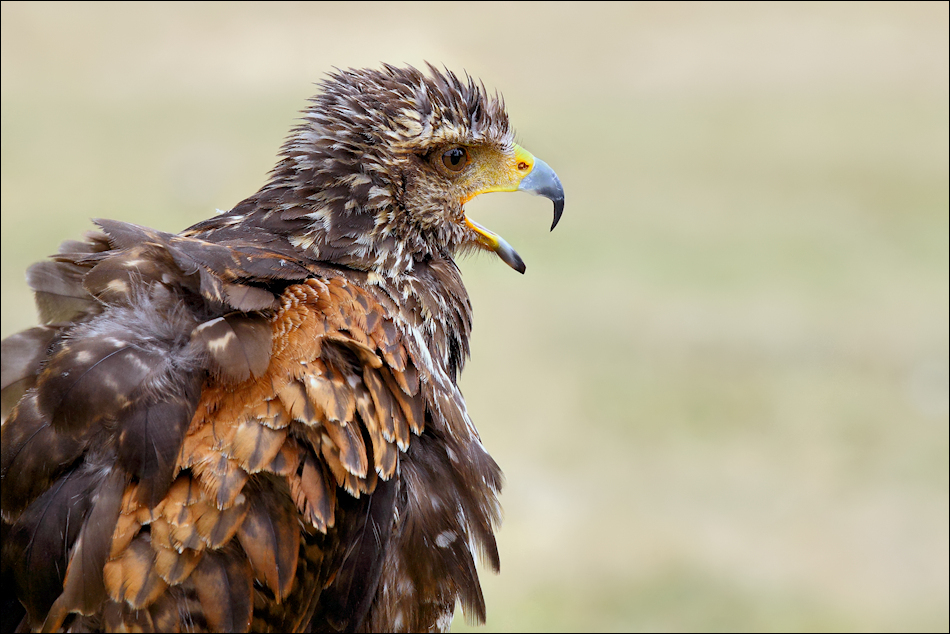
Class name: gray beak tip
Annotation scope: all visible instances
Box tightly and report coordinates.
[551,197,564,231]
[518,157,564,233]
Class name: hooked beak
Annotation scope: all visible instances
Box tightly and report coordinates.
[517,157,564,231]
[464,144,564,273]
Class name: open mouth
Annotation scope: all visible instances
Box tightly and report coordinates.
[464,147,564,274]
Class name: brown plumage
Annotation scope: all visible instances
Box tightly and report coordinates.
[1,64,563,633]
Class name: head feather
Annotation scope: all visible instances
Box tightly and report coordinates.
[189,65,512,276]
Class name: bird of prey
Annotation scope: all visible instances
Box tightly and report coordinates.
[0,64,563,632]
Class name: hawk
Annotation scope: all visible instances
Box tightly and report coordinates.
[0,65,563,632]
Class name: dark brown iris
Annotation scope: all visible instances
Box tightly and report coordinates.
[441,147,468,172]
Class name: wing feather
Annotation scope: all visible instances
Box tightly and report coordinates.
[3,208,499,632]
[191,547,254,633]
[0,326,59,422]
[235,476,299,602]
[191,313,273,383]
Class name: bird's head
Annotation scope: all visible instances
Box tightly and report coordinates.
[264,64,563,275]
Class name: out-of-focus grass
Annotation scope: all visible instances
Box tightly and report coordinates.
[2,3,947,631]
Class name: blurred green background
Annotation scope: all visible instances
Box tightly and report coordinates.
[2,2,947,631]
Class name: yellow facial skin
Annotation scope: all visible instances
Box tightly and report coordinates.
[458,144,537,203]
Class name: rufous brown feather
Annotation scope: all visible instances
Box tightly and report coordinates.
[2,64,563,632]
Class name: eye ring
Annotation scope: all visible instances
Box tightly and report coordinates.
[440,147,469,173]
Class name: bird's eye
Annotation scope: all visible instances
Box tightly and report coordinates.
[441,147,469,172]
